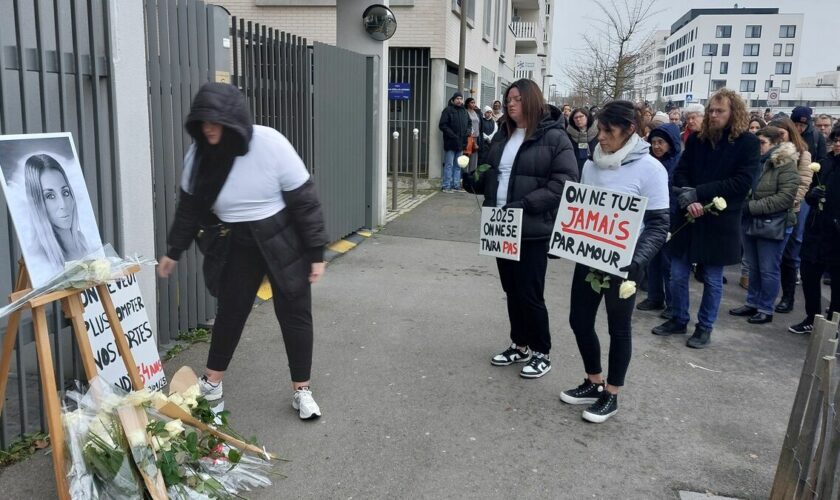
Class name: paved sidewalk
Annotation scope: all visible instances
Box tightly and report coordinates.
[0,191,824,499]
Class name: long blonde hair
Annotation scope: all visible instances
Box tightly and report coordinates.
[697,88,750,144]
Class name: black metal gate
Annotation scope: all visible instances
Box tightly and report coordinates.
[389,47,430,177]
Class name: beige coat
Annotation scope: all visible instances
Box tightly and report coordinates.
[793,148,812,212]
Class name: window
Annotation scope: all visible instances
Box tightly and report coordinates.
[740,80,756,92]
[721,44,730,56]
[745,25,762,38]
[765,80,772,91]
[775,62,792,74]
[711,79,727,91]
[493,0,501,47]
[715,25,731,38]
[704,61,712,74]
[773,43,782,56]
[743,44,760,56]
[785,44,794,56]
[741,62,758,74]
[720,61,728,74]
[779,25,796,38]
[452,0,476,22]
[702,44,717,56]
[483,0,492,40]
[781,80,790,93]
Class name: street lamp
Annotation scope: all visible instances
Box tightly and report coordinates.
[549,83,557,104]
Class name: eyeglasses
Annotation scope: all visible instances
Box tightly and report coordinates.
[505,95,523,105]
[831,138,840,144]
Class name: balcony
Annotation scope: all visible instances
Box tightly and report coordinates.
[510,21,541,50]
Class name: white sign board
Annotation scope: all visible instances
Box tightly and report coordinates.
[548,182,647,277]
[767,87,780,107]
[479,207,523,261]
[80,274,167,392]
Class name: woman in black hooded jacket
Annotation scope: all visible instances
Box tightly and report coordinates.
[157,83,328,420]
[477,79,578,379]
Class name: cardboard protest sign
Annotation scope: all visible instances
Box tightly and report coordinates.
[479,207,523,261]
[548,182,647,277]
[80,274,167,392]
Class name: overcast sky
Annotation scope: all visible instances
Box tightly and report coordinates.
[551,0,840,94]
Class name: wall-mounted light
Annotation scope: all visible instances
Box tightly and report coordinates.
[362,4,397,41]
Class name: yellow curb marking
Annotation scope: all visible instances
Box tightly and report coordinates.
[257,277,273,301]
[328,239,357,253]
[357,230,372,238]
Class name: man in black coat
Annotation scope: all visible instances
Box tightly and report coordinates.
[652,89,760,348]
[438,91,470,192]
[792,106,827,162]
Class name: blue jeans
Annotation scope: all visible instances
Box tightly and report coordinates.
[646,245,672,306]
[442,150,461,190]
[743,229,790,314]
[670,254,723,330]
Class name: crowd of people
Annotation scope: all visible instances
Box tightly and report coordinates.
[439,79,840,422]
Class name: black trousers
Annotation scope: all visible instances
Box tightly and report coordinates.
[208,235,314,382]
[496,240,551,354]
[800,259,840,323]
[568,264,636,387]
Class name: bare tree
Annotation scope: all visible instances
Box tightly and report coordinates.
[565,0,660,104]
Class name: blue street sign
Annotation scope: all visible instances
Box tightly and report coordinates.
[388,82,411,100]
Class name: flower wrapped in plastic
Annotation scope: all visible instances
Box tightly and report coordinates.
[0,243,156,319]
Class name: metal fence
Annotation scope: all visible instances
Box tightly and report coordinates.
[0,0,117,447]
[389,47,430,177]
[145,0,218,347]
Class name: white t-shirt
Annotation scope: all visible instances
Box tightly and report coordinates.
[496,128,526,208]
[180,125,310,223]
[581,154,670,211]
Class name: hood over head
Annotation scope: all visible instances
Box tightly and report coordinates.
[648,123,682,158]
[185,83,253,155]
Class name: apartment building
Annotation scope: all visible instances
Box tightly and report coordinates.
[661,8,803,108]
[210,1,554,184]
[630,29,668,105]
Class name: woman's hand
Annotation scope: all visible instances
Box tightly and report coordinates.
[157,256,177,278]
[309,261,326,283]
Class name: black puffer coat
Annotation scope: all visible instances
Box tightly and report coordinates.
[438,98,470,151]
[477,105,579,241]
[670,128,760,265]
[167,83,327,297]
[801,152,840,265]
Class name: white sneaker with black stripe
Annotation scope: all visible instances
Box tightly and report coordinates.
[491,343,531,366]
[519,352,551,378]
[293,387,321,420]
[198,375,223,401]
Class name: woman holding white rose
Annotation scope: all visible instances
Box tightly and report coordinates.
[561,101,669,423]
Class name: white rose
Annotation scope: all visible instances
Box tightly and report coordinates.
[183,396,198,409]
[712,197,727,211]
[88,417,116,448]
[181,385,201,402]
[126,429,147,448]
[618,280,637,300]
[168,393,186,409]
[123,389,153,407]
[151,435,170,452]
[666,232,672,242]
[809,162,821,173]
[88,259,112,281]
[164,419,185,437]
[457,155,470,169]
[150,391,169,407]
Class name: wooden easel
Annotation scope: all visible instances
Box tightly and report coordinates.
[0,260,145,500]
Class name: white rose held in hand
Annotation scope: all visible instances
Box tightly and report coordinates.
[809,162,821,173]
[619,280,637,299]
[712,197,727,211]
[457,155,470,169]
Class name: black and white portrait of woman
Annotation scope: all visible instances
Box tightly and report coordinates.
[0,133,102,287]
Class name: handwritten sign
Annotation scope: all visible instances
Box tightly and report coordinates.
[479,207,523,261]
[81,274,167,392]
[548,182,647,277]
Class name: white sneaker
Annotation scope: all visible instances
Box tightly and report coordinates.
[292,387,322,420]
[198,375,223,401]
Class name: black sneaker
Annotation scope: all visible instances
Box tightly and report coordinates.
[490,343,531,366]
[560,379,606,405]
[788,320,813,335]
[520,352,551,378]
[686,326,712,349]
[660,307,673,320]
[636,299,665,311]
[582,391,618,423]
[652,319,687,336]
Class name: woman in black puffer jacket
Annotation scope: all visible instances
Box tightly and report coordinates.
[477,78,578,379]
[158,83,328,420]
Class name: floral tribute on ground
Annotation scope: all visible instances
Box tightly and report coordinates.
[62,367,278,499]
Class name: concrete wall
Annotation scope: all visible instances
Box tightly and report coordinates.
[107,0,157,333]
[216,1,337,42]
